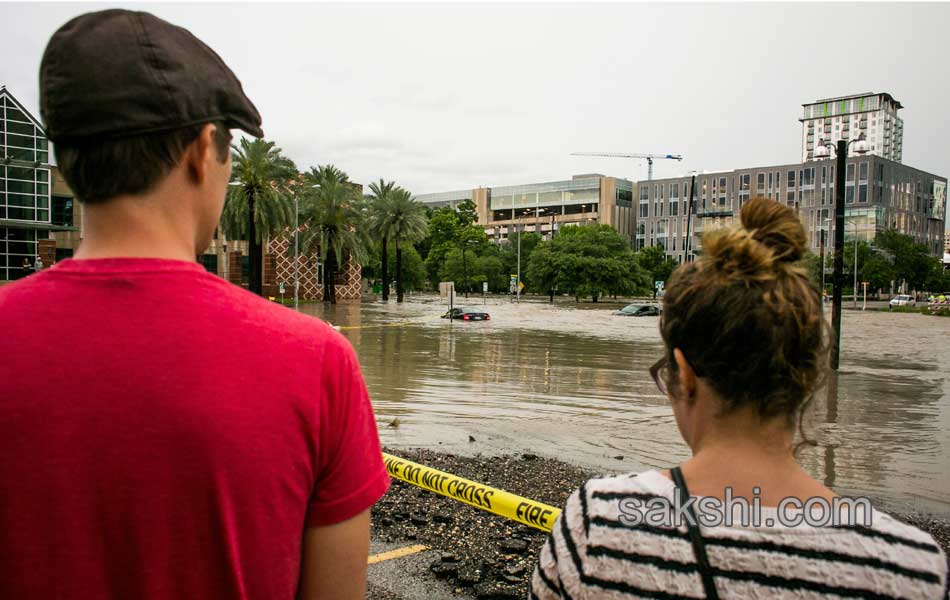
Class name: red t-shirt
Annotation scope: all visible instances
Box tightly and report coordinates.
[0,258,389,599]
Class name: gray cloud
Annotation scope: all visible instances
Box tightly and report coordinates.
[2,2,948,231]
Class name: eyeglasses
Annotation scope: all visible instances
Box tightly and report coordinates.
[650,356,670,395]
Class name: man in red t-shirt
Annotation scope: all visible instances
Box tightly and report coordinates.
[0,9,389,599]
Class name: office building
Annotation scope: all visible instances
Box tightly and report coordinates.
[639,156,946,263]
[416,174,636,242]
[0,86,79,281]
[801,93,903,162]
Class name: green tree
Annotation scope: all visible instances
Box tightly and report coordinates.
[477,253,507,293]
[802,250,822,289]
[382,244,426,292]
[220,138,297,295]
[923,258,950,294]
[423,208,461,287]
[366,179,396,301]
[500,231,542,291]
[385,187,428,302]
[875,229,934,290]
[861,252,896,295]
[299,165,368,304]
[526,225,650,302]
[456,199,478,227]
[635,244,679,297]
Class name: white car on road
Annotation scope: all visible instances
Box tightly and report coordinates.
[889,294,916,307]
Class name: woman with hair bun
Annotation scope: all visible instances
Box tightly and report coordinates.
[531,197,948,599]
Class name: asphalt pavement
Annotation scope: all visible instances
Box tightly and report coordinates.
[366,538,475,599]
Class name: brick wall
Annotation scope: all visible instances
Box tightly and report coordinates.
[262,253,278,297]
[38,239,56,269]
[228,251,243,287]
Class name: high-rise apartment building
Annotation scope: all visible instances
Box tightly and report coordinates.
[801,93,903,163]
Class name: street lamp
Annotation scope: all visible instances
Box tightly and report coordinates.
[291,184,321,310]
[461,238,478,298]
[814,134,868,370]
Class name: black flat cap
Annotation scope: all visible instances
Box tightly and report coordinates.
[40,9,263,142]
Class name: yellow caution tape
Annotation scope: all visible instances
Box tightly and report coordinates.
[382,452,561,533]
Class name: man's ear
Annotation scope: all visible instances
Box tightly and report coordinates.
[184,123,218,184]
[672,348,697,401]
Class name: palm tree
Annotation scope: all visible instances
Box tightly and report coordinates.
[220,138,297,295]
[367,179,396,301]
[385,187,428,303]
[299,165,369,304]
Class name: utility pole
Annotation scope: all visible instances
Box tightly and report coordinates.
[853,235,858,309]
[684,174,697,260]
[293,192,299,310]
[516,224,521,303]
[831,139,846,370]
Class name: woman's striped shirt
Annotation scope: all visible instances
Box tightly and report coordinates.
[530,470,950,599]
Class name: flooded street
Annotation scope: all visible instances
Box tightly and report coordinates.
[301,297,950,516]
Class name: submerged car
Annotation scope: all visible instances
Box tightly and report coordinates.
[442,307,491,321]
[889,294,916,307]
[615,304,660,317]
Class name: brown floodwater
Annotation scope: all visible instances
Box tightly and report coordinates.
[300,296,950,516]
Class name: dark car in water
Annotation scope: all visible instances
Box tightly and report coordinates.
[615,304,660,317]
[442,307,491,321]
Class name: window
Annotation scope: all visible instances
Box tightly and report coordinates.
[719,177,727,190]
[640,204,648,218]
[859,162,868,182]
[198,254,218,274]
[670,200,678,216]
[787,170,796,188]
[0,226,39,280]
[50,195,73,227]
[640,187,649,202]
[670,183,679,200]
[802,168,815,187]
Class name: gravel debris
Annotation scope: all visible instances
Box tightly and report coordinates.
[371,447,950,598]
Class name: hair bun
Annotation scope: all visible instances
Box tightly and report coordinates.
[740,197,807,262]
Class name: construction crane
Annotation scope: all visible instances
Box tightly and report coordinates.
[571,152,683,181]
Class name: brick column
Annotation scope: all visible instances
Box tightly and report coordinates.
[38,239,56,268]
[228,251,243,287]
[262,252,278,297]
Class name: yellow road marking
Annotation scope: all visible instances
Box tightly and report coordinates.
[367,544,429,565]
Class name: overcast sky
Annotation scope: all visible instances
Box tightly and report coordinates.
[2,2,948,218]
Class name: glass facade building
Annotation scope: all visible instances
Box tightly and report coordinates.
[418,174,636,243]
[1,86,77,281]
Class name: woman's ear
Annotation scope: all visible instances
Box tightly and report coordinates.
[673,348,697,401]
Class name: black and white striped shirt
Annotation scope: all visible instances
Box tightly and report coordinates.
[531,470,950,599]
